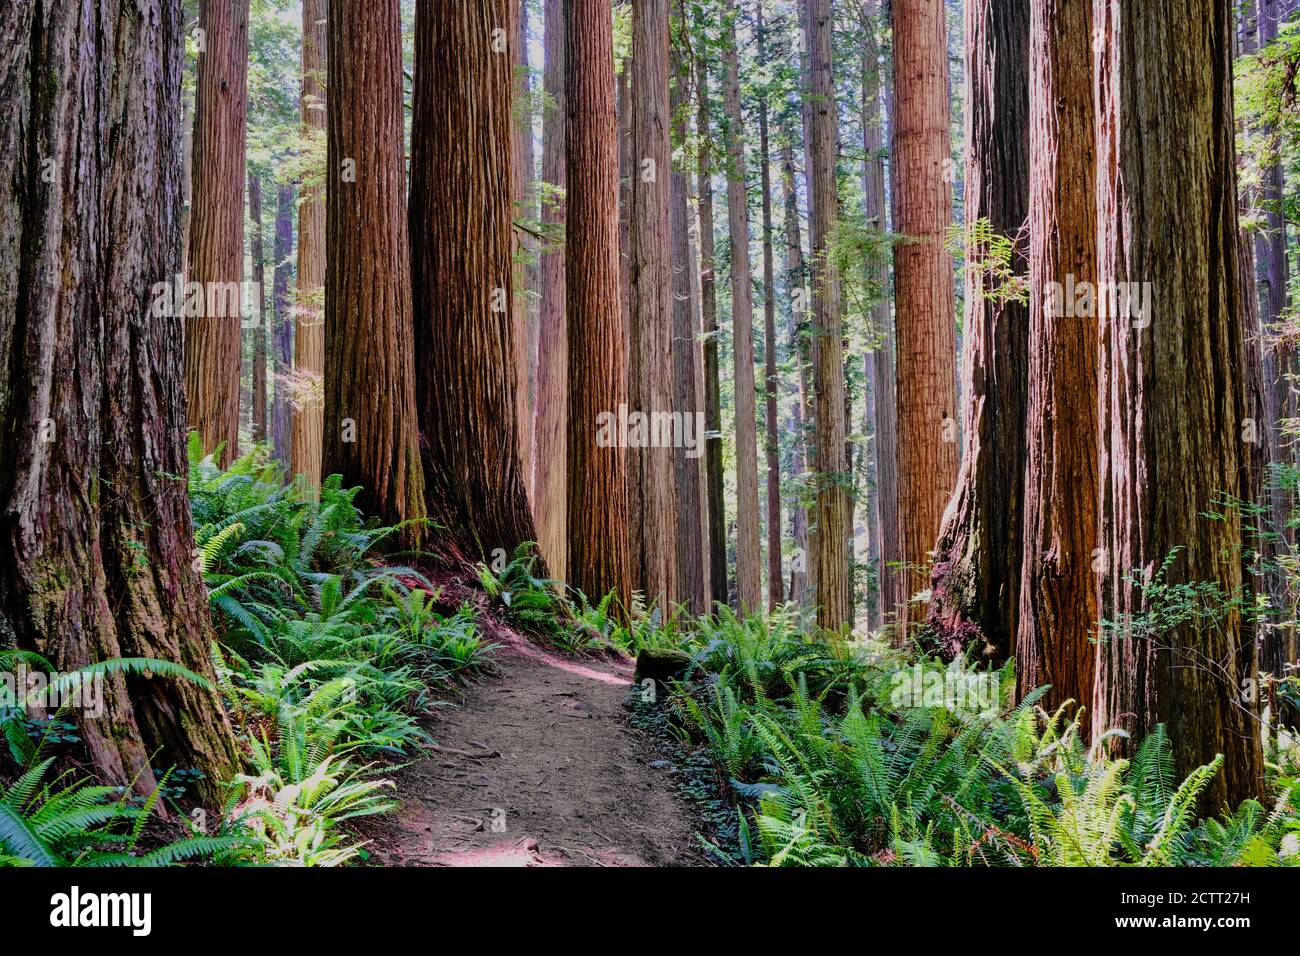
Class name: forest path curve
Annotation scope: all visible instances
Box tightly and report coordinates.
[362,632,705,867]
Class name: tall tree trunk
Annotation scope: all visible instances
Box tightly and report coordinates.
[533,0,568,578]
[807,0,852,633]
[891,0,960,631]
[1017,0,1096,726]
[860,0,901,633]
[271,183,295,466]
[781,142,812,607]
[756,0,783,609]
[1092,0,1264,807]
[565,0,631,606]
[324,0,426,536]
[293,0,326,489]
[629,0,679,613]
[411,0,539,562]
[0,0,236,802]
[182,90,194,280]
[187,0,249,466]
[697,56,729,609]
[248,171,268,445]
[512,0,537,488]
[672,16,710,615]
[722,0,762,613]
[928,0,1029,663]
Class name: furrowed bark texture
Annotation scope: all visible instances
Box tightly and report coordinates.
[411,0,539,561]
[808,0,852,632]
[187,0,249,466]
[1092,0,1264,807]
[891,0,960,630]
[565,0,631,606]
[0,0,236,802]
[1016,0,1096,729]
[324,0,427,535]
[928,0,1028,662]
[629,0,679,612]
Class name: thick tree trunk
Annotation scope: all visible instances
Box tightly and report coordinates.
[324,0,427,536]
[292,0,326,490]
[0,0,236,802]
[929,0,1029,663]
[781,143,812,608]
[722,0,762,614]
[860,0,901,633]
[411,0,539,562]
[671,22,710,615]
[1092,0,1264,807]
[629,0,679,613]
[565,0,631,606]
[187,0,249,467]
[1017,0,1096,727]
[271,184,295,466]
[696,59,729,609]
[533,0,568,579]
[891,0,960,632]
[756,1,783,609]
[248,171,268,445]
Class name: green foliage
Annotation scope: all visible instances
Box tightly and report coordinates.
[642,609,1300,868]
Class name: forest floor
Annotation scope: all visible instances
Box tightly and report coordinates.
[359,625,706,867]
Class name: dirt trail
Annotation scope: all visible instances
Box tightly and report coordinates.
[363,634,704,867]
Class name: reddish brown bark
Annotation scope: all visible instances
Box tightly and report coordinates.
[1017,0,1096,728]
[780,142,813,608]
[323,0,427,536]
[187,0,249,467]
[565,0,631,606]
[891,0,960,631]
[807,0,852,633]
[629,0,679,613]
[411,0,539,562]
[0,0,236,802]
[1092,0,1264,806]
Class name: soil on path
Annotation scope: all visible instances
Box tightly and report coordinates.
[362,632,705,867]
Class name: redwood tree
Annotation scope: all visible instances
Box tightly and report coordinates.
[411,0,539,561]
[187,0,250,466]
[1092,0,1264,806]
[323,0,427,534]
[0,0,236,801]
[629,0,679,612]
[891,0,960,630]
[248,171,269,444]
[1016,0,1096,725]
[565,0,631,605]
[929,0,1029,662]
